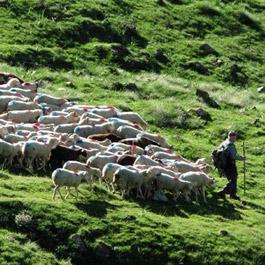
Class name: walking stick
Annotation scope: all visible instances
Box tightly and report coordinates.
[243,141,246,194]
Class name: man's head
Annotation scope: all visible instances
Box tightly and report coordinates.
[228,131,237,142]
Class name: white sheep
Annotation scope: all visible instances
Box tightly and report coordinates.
[0,139,22,167]
[22,137,58,171]
[90,107,117,118]
[9,88,37,100]
[0,95,29,113]
[74,123,114,138]
[52,168,92,200]
[7,100,40,111]
[63,161,101,180]
[38,112,79,125]
[54,123,78,134]
[4,134,27,143]
[87,154,118,169]
[179,172,215,203]
[112,167,148,198]
[133,155,161,167]
[34,94,67,106]
[0,78,21,90]
[116,112,147,127]
[116,125,142,139]
[0,110,42,123]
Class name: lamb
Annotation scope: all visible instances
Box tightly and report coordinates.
[22,138,58,170]
[116,112,147,127]
[179,172,215,203]
[34,94,67,106]
[7,100,40,111]
[52,169,92,200]
[0,110,42,123]
[137,132,171,148]
[87,154,118,169]
[112,167,148,198]
[38,112,79,125]
[116,125,142,139]
[63,161,101,180]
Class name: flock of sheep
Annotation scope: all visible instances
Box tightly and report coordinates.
[0,72,215,203]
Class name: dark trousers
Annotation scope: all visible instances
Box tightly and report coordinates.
[221,164,238,196]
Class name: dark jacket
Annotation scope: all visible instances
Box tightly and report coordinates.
[220,139,243,177]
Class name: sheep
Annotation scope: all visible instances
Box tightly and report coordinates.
[9,88,37,100]
[120,136,161,149]
[52,169,92,200]
[7,100,40,111]
[79,111,103,120]
[78,117,106,126]
[137,132,171,148]
[0,89,22,97]
[0,96,29,113]
[116,125,142,139]
[0,139,22,167]
[0,110,42,123]
[4,133,27,143]
[133,155,161,167]
[63,106,95,116]
[0,78,21,90]
[50,111,69,116]
[38,112,79,125]
[108,117,142,131]
[101,163,124,186]
[154,173,193,202]
[21,81,42,91]
[145,145,173,155]
[74,138,107,152]
[88,133,123,143]
[116,112,147,127]
[34,94,67,106]
[117,154,137,166]
[151,151,181,161]
[179,172,215,203]
[91,107,117,118]
[112,167,148,198]
[63,161,101,180]
[22,138,58,171]
[74,122,114,138]
[169,160,212,174]
[49,145,89,169]
[54,123,78,134]
[87,154,118,169]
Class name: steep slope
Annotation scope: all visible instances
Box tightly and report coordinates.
[0,0,265,265]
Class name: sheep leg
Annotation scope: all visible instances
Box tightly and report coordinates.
[201,186,207,204]
[184,192,191,202]
[75,187,79,200]
[52,185,59,200]
[65,187,71,199]
[173,191,180,201]
[137,186,144,199]
[195,190,199,202]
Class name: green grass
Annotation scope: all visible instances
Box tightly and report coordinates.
[0,0,265,264]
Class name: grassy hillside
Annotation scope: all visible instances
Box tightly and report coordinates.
[0,0,265,264]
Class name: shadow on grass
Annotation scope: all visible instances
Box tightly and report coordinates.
[136,194,243,220]
[75,199,118,218]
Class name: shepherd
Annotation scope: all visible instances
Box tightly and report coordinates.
[216,131,245,200]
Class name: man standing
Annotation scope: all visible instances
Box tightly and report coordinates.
[217,131,245,200]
